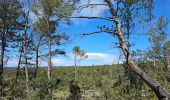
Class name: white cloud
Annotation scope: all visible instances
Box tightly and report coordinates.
[86,52,118,63]
[52,59,64,64]
[52,58,73,66]
[7,58,19,67]
[67,52,121,65]
[7,52,122,67]
[39,57,74,66]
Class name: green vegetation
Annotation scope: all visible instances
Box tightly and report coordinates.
[3,63,170,99]
[0,0,170,99]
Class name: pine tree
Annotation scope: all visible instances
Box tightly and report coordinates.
[32,0,74,98]
[0,0,22,97]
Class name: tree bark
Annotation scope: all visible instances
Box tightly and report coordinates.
[33,47,39,78]
[48,36,52,97]
[10,43,23,98]
[48,36,52,81]
[23,23,30,99]
[0,30,5,97]
[105,0,170,99]
[16,44,23,83]
[23,5,30,97]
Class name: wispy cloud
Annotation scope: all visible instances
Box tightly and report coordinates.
[67,52,120,65]
[51,58,73,66]
[86,52,120,64]
[7,52,121,67]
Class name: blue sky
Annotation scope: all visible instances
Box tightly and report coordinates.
[7,0,170,67]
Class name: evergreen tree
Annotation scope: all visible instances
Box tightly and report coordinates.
[0,0,22,97]
[33,0,74,98]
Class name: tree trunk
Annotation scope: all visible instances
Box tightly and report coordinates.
[24,26,30,99]
[0,31,5,97]
[74,53,77,66]
[16,45,23,83]
[105,0,170,99]
[74,53,77,82]
[10,44,23,98]
[22,1,31,98]
[48,36,52,81]
[24,34,28,82]
[33,47,39,78]
[48,36,52,97]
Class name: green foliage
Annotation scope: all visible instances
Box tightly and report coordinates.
[40,0,62,14]
[33,0,74,35]
[3,64,170,99]
[0,0,21,28]
[72,46,88,66]
[147,15,170,70]
[125,0,140,6]
[1,0,170,99]
[33,16,56,35]
[73,46,80,54]
[67,80,82,100]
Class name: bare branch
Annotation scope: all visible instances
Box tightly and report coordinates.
[79,30,116,36]
[66,16,114,21]
[55,10,114,21]
[76,3,107,13]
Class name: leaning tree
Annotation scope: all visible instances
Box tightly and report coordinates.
[63,0,170,99]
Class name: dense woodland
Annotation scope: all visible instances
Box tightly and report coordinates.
[0,0,170,100]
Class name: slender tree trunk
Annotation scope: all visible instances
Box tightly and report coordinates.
[16,45,23,83]
[126,9,131,95]
[24,35,28,82]
[33,47,39,78]
[48,36,52,97]
[10,44,23,98]
[22,1,31,98]
[0,31,5,97]
[153,60,157,79]
[74,53,77,82]
[162,55,169,71]
[24,27,30,99]
[74,53,77,66]
[48,37,52,81]
[105,0,170,99]
[149,14,157,78]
